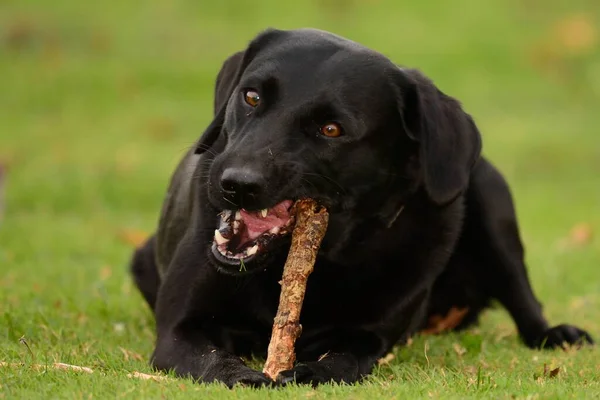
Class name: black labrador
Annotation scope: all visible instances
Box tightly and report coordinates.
[130,28,593,387]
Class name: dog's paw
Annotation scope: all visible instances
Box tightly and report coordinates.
[226,369,275,388]
[276,363,329,387]
[533,324,594,349]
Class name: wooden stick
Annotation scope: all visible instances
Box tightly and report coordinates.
[0,361,170,381]
[262,199,329,381]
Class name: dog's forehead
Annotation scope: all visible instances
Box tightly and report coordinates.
[246,35,397,100]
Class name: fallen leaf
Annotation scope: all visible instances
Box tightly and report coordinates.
[53,363,94,373]
[453,343,467,357]
[421,307,469,334]
[0,362,93,373]
[119,347,143,362]
[528,13,597,80]
[100,266,112,280]
[77,313,88,325]
[117,229,148,248]
[127,371,170,382]
[549,367,560,378]
[554,14,597,55]
[4,19,37,51]
[558,223,594,250]
[113,322,125,334]
[569,223,593,246]
[377,353,395,365]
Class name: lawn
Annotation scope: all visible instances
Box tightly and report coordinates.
[1,0,599,398]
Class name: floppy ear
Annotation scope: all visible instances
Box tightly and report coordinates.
[397,69,482,204]
[213,50,245,116]
[194,28,283,155]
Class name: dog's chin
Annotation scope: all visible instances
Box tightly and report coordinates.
[208,200,295,275]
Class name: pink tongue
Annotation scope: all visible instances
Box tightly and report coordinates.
[239,200,293,240]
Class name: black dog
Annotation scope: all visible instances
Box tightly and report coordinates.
[130,28,593,387]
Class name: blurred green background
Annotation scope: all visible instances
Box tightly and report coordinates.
[1,0,599,398]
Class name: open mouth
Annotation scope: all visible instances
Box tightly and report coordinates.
[212,200,294,265]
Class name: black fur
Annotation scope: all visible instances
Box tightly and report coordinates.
[129,28,593,388]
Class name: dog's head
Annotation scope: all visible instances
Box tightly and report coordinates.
[196,28,481,273]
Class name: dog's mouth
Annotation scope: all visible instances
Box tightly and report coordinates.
[211,200,295,266]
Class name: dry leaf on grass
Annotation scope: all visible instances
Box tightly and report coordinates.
[554,14,597,55]
[53,363,94,373]
[558,223,594,250]
[377,353,395,365]
[100,266,112,280]
[0,362,93,373]
[119,347,143,362]
[453,343,467,357]
[529,13,597,78]
[421,307,469,335]
[127,371,171,382]
[1,361,169,382]
[567,223,593,246]
[117,229,149,248]
[534,363,561,382]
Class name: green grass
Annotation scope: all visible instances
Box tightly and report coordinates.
[1,0,599,398]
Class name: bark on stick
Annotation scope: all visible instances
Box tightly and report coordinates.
[263,199,329,381]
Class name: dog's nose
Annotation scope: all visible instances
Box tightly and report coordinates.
[220,167,266,207]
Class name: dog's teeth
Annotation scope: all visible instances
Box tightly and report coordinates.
[214,229,229,245]
[217,244,228,256]
[269,226,280,234]
[235,211,241,221]
[246,245,259,256]
[260,209,268,218]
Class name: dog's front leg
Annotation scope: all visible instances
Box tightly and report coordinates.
[151,326,272,388]
[150,234,272,388]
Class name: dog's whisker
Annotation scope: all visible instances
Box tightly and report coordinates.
[299,177,318,193]
[195,143,219,157]
[221,196,239,208]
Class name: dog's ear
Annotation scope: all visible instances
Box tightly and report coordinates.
[213,50,246,116]
[396,69,482,204]
[194,28,283,155]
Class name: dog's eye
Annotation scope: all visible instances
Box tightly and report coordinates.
[243,90,261,107]
[320,122,342,138]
